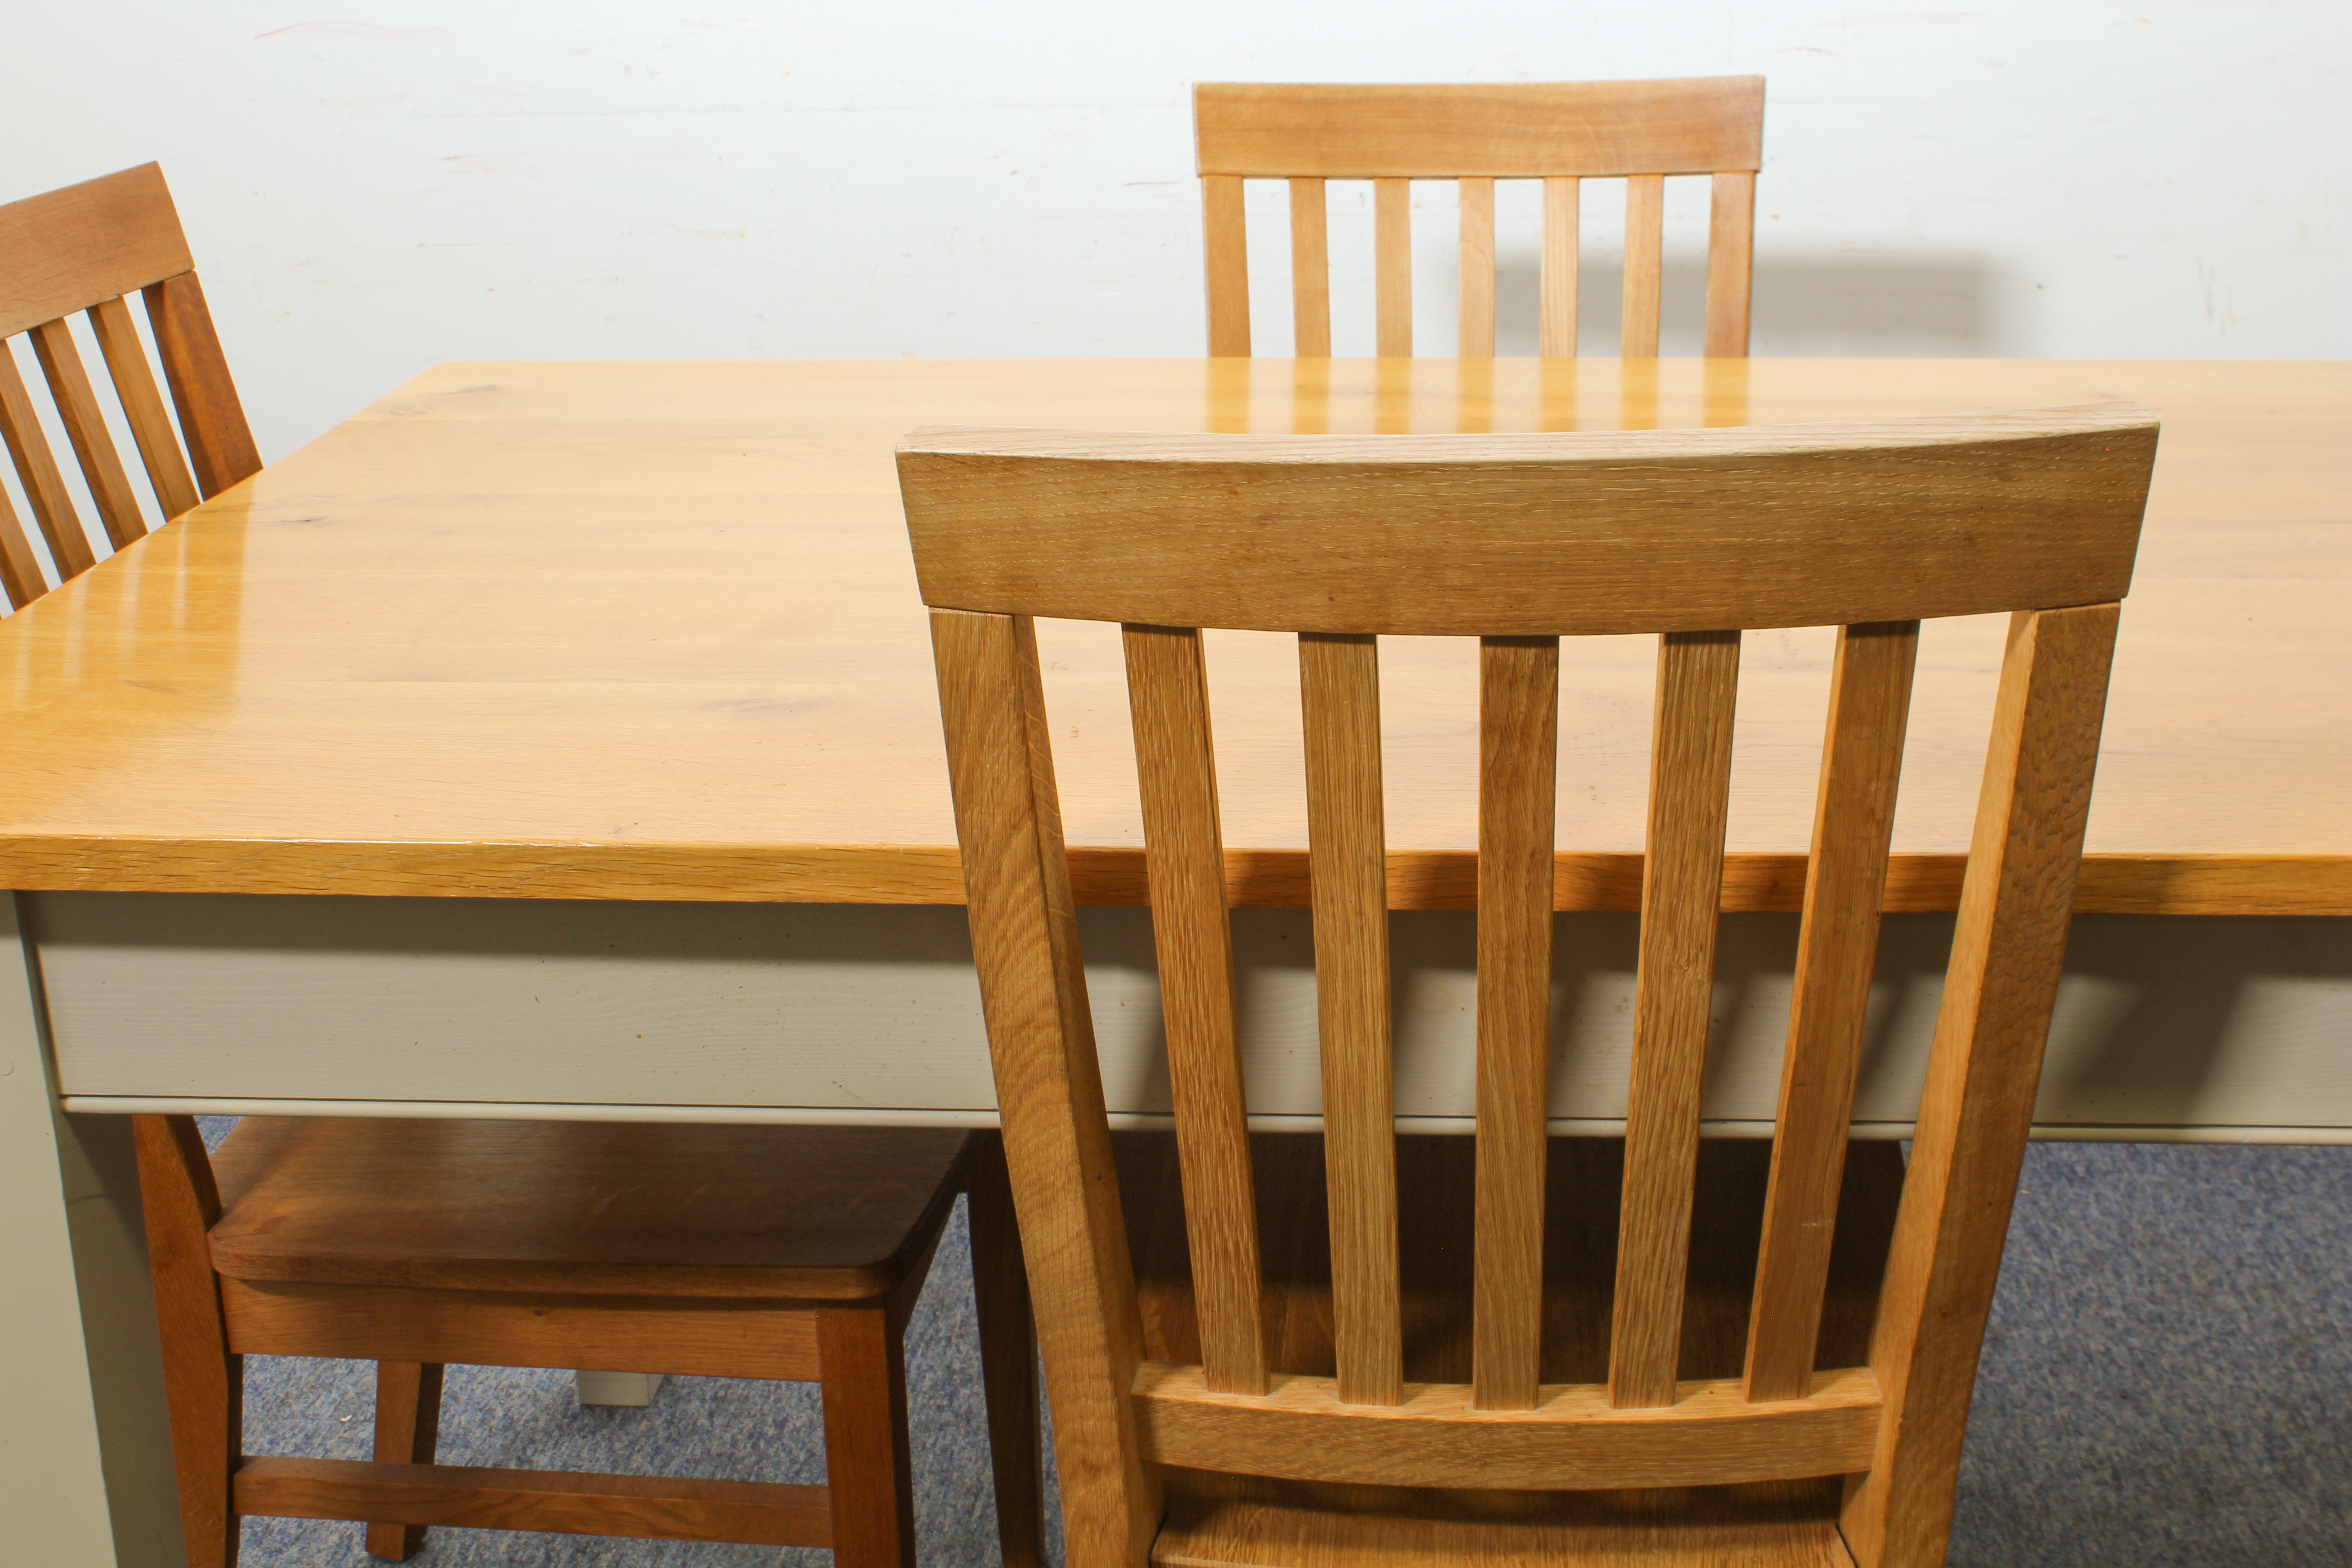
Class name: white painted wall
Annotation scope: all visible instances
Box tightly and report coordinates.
[8,1,2346,461]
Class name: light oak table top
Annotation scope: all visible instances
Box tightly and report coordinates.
[0,358,2342,915]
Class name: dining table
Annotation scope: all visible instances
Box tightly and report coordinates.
[2,356,2345,1564]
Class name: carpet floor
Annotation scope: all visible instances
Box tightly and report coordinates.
[195,1127,2348,1565]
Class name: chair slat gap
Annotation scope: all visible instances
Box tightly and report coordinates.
[30,317,149,548]
[1457,177,1496,358]
[1288,179,1332,359]
[88,295,201,521]
[1122,624,1268,1396]
[1703,172,1757,359]
[1609,629,1740,1409]
[1743,622,1918,1403]
[1539,177,1581,358]
[1373,180,1413,358]
[1622,175,1666,359]
[1298,631,1403,1406]
[1841,604,2121,1565]
[143,275,261,498]
[1201,177,1252,358]
[1471,636,1560,1411]
[0,340,99,578]
[0,485,48,608]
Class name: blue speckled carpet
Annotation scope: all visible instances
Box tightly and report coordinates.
[199,1123,2347,1565]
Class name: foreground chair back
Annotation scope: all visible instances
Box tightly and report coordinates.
[1194,78,1764,358]
[0,163,259,605]
[902,406,2157,1566]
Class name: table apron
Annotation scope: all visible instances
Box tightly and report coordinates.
[26,893,2352,1142]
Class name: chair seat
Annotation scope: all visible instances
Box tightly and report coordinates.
[206,1117,973,1300]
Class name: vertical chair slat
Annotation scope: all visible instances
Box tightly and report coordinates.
[89,295,201,521]
[1841,603,2122,1568]
[29,317,147,548]
[1123,623,1268,1395]
[1704,172,1757,359]
[1288,179,1331,358]
[0,342,98,579]
[930,608,1162,1564]
[1373,179,1413,358]
[1609,629,1740,1409]
[1470,636,1560,1410]
[1539,177,1581,358]
[144,274,261,499]
[1622,174,1666,359]
[1202,177,1251,358]
[1457,177,1496,358]
[0,486,47,608]
[1298,631,1403,1406]
[1743,622,1919,1402]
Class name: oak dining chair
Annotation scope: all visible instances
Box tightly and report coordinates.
[0,164,1044,1567]
[901,405,2158,1567]
[1194,78,1765,359]
[0,163,259,605]
[136,1115,1043,1566]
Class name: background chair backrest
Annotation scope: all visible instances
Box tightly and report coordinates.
[0,163,260,610]
[903,406,2157,1566]
[1194,78,1764,360]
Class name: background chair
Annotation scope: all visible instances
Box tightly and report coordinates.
[0,163,259,606]
[1194,78,1764,359]
[137,1115,1042,1566]
[902,407,2156,1566]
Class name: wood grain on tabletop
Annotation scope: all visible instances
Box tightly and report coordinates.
[0,358,2339,910]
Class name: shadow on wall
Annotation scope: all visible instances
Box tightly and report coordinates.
[1492,254,1997,357]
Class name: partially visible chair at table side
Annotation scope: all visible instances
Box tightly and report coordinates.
[1192,77,1764,358]
[136,1114,1043,1566]
[0,162,259,605]
[898,406,2157,1566]
[0,164,1045,1568]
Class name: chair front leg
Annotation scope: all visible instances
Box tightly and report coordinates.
[818,1306,916,1568]
[363,1361,444,1561]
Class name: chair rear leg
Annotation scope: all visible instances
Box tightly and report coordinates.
[132,1114,242,1568]
[968,1133,1045,1568]
[818,1306,916,1568]
[363,1361,444,1561]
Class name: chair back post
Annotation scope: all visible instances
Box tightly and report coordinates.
[928,606,1163,1565]
[1838,601,2122,1567]
[905,407,2156,1555]
[0,163,260,611]
[131,1114,241,1568]
[1193,78,1764,359]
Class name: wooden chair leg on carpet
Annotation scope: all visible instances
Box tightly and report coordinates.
[969,1132,1045,1568]
[133,1114,244,1568]
[818,1306,917,1568]
[364,1361,444,1561]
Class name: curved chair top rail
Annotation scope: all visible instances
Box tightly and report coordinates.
[1194,78,1764,179]
[897,403,2160,636]
[0,162,195,340]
